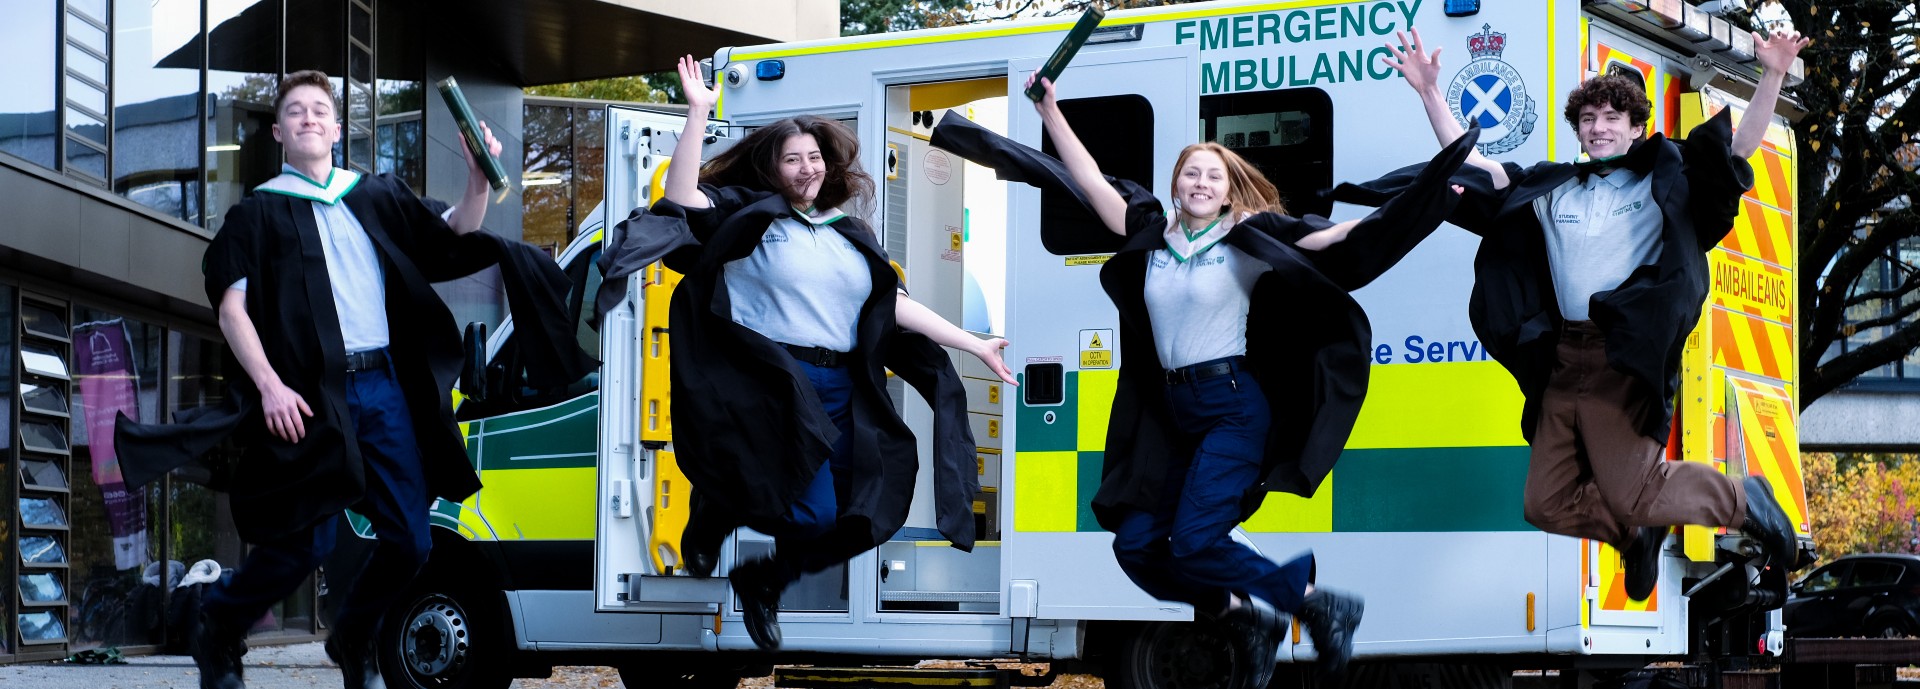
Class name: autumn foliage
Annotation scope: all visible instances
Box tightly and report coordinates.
[1804,453,1920,559]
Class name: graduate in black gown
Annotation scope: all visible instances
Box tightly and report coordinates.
[932,75,1474,688]
[115,70,590,689]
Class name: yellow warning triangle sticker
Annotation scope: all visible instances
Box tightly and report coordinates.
[1089,333,1104,349]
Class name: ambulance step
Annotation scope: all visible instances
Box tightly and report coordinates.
[774,665,1055,689]
[615,573,727,613]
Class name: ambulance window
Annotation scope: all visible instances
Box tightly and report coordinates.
[1200,88,1333,218]
[1039,94,1153,256]
[1605,61,1647,82]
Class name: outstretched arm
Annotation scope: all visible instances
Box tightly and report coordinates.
[663,54,718,209]
[218,287,312,443]
[1029,76,1130,236]
[895,294,1017,385]
[1382,28,1509,189]
[1732,30,1809,159]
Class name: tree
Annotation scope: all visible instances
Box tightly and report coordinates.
[1775,1,1920,405]
[1805,452,1920,557]
[843,0,975,35]
[524,75,670,104]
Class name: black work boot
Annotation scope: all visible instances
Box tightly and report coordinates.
[1298,588,1364,684]
[190,611,247,689]
[729,558,786,650]
[681,509,727,578]
[1741,476,1797,569]
[1218,595,1283,689]
[1623,525,1668,602]
[326,625,385,689]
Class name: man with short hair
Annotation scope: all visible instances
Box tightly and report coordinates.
[118,70,589,689]
[1359,28,1811,601]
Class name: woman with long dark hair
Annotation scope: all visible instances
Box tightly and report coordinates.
[607,56,1016,652]
[932,76,1475,686]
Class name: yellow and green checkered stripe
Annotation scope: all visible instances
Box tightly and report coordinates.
[1013,361,1535,533]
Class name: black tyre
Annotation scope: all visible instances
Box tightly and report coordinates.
[377,585,512,689]
[1868,614,1915,639]
[1106,621,1242,689]
[617,663,749,689]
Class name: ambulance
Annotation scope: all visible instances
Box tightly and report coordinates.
[373,2,1812,687]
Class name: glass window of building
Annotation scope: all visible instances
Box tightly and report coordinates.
[114,0,205,223]
[165,330,244,622]
[573,106,607,236]
[523,104,575,255]
[1,285,13,654]
[204,0,284,233]
[66,307,165,648]
[0,3,60,169]
[65,1,112,184]
[522,102,612,257]
[376,0,425,193]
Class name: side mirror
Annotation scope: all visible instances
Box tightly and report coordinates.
[461,321,489,402]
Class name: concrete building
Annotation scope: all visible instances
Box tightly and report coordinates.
[0,0,833,663]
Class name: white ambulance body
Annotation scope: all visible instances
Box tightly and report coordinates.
[425,2,1810,686]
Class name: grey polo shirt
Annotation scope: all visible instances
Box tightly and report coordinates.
[722,208,872,352]
[1540,168,1663,321]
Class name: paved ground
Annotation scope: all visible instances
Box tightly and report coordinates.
[0,643,1104,689]
[0,642,630,689]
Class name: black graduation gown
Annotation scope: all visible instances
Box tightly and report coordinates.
[930,113,1476,528]
[597,186,980,551]
[1330,110,1752,443]
[115,173,594,543]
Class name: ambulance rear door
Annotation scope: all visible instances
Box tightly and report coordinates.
[1000,44,1199,623]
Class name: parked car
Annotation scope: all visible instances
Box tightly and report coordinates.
[1784,554,1920,638]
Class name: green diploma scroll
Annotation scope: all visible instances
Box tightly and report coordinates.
[437,77,510,200]
[1025,6,1107,102]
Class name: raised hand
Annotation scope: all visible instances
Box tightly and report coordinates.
[1382,28,1444,94]
[678,54,717,114]
[1026,74,1061,116]
[1753,30,1809,75]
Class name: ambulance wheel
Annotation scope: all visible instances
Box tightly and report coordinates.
[1107,621,1239,689]
[617,663,748,689]
[378,584,512,689]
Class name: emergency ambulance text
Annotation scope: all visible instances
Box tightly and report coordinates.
[1174,0,1424,94]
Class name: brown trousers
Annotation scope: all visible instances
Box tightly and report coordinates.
[1521,321,1746,550]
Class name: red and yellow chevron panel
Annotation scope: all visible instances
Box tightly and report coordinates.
[1743,148,1795,213]
[1710,308,1794,381]
[1596,540,1660,612]
[1593,41,1659,135]
[1710,250,1793,325]
[1718,198,1794,268]
[1729,378,1809,535]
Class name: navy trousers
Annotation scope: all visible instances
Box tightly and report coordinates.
[1110,356,1314,615]
[202,354,432,639]
[761,358,869,583]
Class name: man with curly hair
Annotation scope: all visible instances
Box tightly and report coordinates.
[1354,28,1811,602]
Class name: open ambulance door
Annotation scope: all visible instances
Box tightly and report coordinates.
[594,104,735,613]
[999,44,1199,622]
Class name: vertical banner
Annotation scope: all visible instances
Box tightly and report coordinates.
[74,319,149,570]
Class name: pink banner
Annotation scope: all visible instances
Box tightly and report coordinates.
[74,320,149,570]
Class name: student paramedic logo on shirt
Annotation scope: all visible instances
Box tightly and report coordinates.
[1447,24,1538,155]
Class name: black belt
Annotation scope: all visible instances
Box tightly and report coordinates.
[343,348,389,373]
[780,343,848,368]
[1164,358,1238,386]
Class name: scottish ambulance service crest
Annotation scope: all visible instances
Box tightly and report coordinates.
[1447,24,1537,155]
